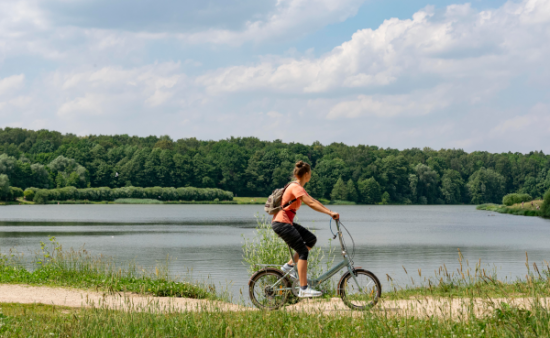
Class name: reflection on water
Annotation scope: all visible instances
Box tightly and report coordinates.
[0,204,549,301]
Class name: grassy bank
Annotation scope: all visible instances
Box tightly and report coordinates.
[233,197,267,204]
[1,198,239,205]
[230,197,358,205]
[0,238,219,300]
[477,200,543,217]
[2,292,550,337]
[3,240,550,335]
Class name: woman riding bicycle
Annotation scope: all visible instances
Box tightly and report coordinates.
[272,161,339,298]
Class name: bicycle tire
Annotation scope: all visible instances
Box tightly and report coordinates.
[248,268,291,310]
[338,269,381,310]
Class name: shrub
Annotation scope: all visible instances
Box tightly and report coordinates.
[502,193,532,206]
[9,187,24,201]
[33,190,50,204]
[0,174,9,200]
[23,188,35,201]
[542,188,550,218]
[58,186,78,200]
[25,186,233,203]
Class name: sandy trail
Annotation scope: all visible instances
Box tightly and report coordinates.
[289,296,550,318]
[0,284,246,312]
[2,284,549,318]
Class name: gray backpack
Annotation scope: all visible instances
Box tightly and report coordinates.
[264,182,299,215]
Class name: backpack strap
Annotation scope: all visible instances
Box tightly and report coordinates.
[280,182,299,210]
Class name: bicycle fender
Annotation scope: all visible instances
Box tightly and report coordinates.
[248,267,286,286]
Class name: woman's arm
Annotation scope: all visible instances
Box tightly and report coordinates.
[301,194,339,219]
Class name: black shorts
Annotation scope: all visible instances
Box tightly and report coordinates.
[272,222,317,261]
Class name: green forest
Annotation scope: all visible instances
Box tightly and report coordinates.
[1,127,550,205]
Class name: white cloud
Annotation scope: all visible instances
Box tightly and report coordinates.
[0,75,25,95]
[327,85,452,119]
[50,63,185,117]
[266,111,283,118]
[57,93,105,117]
[490,103,550,135]
[197,0,550,111]
[179,0,366,45]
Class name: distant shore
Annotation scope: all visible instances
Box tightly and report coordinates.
[1,196,364,206]
[477,200,544,217]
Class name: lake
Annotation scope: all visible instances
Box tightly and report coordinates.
[0,204,549,302]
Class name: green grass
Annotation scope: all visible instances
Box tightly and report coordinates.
[384,247,550,300]
[114,198,163,204]
[3,239,550,336]
[0,198,34,205]
[0,237,219,300]
[2,294,550,337]
[7,198,238,205]
[477,202,543,217]
[329,200,357,205]
[50,200,111,204]
[233,197,267,204]
[386,267,550,300]
[316,198,357,205]
[233,197,358,205]
[163,200,237,204]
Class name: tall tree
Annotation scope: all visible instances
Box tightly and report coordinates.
[467,167,506,204]
[331,177,347,201]
[346,179,358,202]
[0,174,9,200]
[440,169,464,204]
[358,177,381,204]
[305,171,324,198]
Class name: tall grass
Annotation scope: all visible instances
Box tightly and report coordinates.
[242,215,336,292]
[385,249,550,300]
[2,239,550,335]
[477,203,542,217]
[3,281,550,337]
[0,237,219,300]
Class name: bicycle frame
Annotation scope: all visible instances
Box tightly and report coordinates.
[305,219,358,288]
[267,219,361,291]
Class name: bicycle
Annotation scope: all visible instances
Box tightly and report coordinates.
[248,219,381,310]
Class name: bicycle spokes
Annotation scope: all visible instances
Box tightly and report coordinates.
[339,270,380,310]
[250,271,289,309]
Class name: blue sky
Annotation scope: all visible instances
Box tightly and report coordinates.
[0,0,549,153]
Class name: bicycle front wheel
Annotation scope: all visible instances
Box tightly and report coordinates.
[248,268,290,310]
[338,269,381,310]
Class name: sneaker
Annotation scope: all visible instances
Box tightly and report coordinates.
[298,286,322,298]
[281,263,298,280]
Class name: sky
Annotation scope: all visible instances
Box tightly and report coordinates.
[0,0,549,153]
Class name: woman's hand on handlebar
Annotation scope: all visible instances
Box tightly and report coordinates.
[330,211,339,220]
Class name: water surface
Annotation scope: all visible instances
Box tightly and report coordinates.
[0,205,548,301]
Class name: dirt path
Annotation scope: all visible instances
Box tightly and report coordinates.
[289,296,550,318]
[0,284,246,312]
[2,284,549,318]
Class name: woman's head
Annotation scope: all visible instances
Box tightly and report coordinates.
[294,161,311,181]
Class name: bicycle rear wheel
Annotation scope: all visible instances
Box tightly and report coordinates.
[338,269,381,310]
[248,269,291,310]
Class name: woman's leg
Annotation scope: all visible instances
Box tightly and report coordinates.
[287,223,317,265]
[272,222,310,287]
[293,223,317,286]
[287,248,310,266]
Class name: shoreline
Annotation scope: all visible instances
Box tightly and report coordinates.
[477,201,544,217]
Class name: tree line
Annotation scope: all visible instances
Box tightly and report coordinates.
[1,127,550,205]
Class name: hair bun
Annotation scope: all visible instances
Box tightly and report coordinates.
[296,161,304,168]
